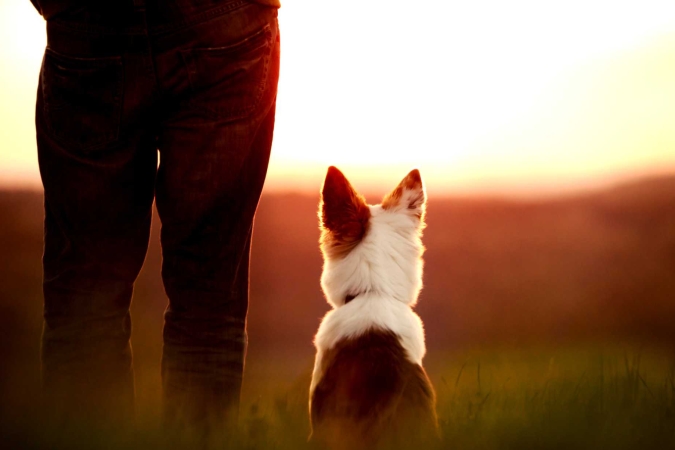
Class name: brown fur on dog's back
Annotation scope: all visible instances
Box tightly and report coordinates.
[310,329,438,450]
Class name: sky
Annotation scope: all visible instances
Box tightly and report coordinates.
[1,0,674,197]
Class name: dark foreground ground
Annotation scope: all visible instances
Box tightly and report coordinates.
[1,175,674,448]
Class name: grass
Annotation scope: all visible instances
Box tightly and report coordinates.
[433,344,675,450]
[3,343,675,450]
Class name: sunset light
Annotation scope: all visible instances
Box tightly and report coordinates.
[1,0,675,196]
[2,2,675,447]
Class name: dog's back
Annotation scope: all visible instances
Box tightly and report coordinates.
[310,167,438,449]
[310,328,437,450]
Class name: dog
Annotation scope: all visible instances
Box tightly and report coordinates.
[309,167,438,450]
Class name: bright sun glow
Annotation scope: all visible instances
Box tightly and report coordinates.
[1,0,675,196]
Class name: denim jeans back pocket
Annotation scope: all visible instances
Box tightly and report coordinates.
[180,24,273,122]
[41,49,123,153]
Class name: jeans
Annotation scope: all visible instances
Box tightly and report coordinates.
[35,0,280,431]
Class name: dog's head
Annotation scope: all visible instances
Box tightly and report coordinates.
[319,167,426,309]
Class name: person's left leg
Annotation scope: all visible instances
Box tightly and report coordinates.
[37,8,160,426]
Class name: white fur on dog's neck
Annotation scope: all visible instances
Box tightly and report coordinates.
[311,203,427,394]
[311,292,426,393]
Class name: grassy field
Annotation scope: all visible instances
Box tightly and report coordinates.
[4,343,674,450]
[433,344,675,450]
[241,344,675,450]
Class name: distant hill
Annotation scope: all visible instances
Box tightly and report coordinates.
[249,175,675,353]
[1,175,674,403]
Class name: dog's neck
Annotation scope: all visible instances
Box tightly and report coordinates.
[344,291,369,305]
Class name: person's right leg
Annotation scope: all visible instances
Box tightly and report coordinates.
[149,0,280,433]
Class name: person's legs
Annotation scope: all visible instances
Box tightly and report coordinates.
[150,2,280,431]
[37,10,158,425]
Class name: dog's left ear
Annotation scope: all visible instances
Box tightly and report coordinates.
[382,169,426,222]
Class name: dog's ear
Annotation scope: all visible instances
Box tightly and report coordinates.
[382,169,426,222]
[319,166,370,258]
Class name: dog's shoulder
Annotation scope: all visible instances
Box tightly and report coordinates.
[314,297,427,366]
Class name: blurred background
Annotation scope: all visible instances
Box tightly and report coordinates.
[1,0,674,447]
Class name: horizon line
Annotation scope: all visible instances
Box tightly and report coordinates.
[2,170,673,202]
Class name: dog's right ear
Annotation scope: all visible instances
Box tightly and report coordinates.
[382,168,426,223]
[319,166,370,258]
